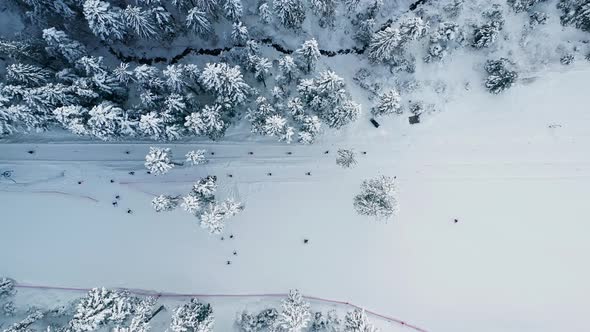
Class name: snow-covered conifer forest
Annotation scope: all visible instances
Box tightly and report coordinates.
[2,0,590,330]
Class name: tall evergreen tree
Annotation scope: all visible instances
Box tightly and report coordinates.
[295,39,321,73]
[83,0,126,41]
[274,0,306,29]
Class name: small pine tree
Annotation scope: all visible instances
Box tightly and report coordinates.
[69,288,133,332]
[258,2,272,24]
[223,0,243,21]
[336,149,357,168]
[273,290,311,332]
[200,63,250,106]
[152,194,179,212]
[186,149,208,165]
[274,0,306,29]
[484,58,518,94]
[6,64,50,87]
[343,309,378,332]
[145,147,175,175]
[309,0,336,27]
[279,55,297,83]
[372,89,402,117]
[310,310,341,331]
[231,22,249,45]
[170,299,214,332]
[124,6,158,39]
[472,24,499,49]
[295,39,321,73]
[354,175,398,220]
[184,104,226,140]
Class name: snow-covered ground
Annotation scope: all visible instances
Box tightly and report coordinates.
[3,60,590,331]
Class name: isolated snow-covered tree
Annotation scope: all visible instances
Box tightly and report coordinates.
[152,194,179,212]
[295,39,321,73]
[6,64,50,87]
[250,56,272,86]
[200,202,229,234]
[145,147,175,175]
[200,63,250,106]
[367,27,402,62]
[372,89,402,117]
[83,0,126,41]
[186,8,213,37]
[184,104,226,140]
[273,289,311,332]
[258,2,272,23]
[398,16,428,42]
[354,175,398,220]
[336,149,357,168]
[181,194,202,214]
[343,309,378,332]
[124,5,158,39]
[186,149,208,165]
[231,22,249,45]
[310,310,340,332]
[273,0,306,29]
[170,299,214,332]
[223,0,243,21]
[484,58,518,94]
[221,198,244,217]
[69,288,132,332]
[472,24,499,49]
[42,28,87,64]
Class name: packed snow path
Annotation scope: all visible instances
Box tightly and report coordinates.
[2,68,590,332]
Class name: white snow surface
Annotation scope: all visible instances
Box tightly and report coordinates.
[2,63,590,331]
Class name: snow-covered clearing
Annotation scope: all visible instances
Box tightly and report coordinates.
[2,61,590,331]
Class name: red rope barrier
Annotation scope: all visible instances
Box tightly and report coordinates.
[14,283,427,332]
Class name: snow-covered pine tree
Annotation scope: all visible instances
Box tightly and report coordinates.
[558,0,590,32]
[0,277,16,299]
[258,2,272,24]
[3,310,44,332]
[68,288,133,332]
[353,175,398,220]
[508,0,544,12]
[124,5,158,39]
[231,22,249,45]
[113,296,157,332]
[0,38,43,62]
[221,197,244,217]
[186,8,213,37]
[398,16,428,42]
[251,56,272,86]
[343,309,378,332]
[199,63,250,106]
[236,308,279,331]
[273,0,306,29]
[223,0,243,21]
[371,89,401,117]
[191,175,218,201]
[87,102,125,140]
[139,112,165,139]
[53,105,89,136]
[152,194,179,212]
[336,149,356,168]
[163,64,189,93]
[112,63,134,85]
[42,28,87,64]
[323,99,361,129]
[77,56,107,76]
[472,23,499,49]
[287,97,305,122]
[279,55,297,84]
[484,58,518,94]
[186,149,208,165]
[309,0,336,27]
[298,115,321,144]
[0,105,36,137]
[6,64,50,87]
[83,0,126,41]
[170,299,214,332]
[145,147,175,175]
[181,194,202,214]
[295,39,321,73]
[272,289,311,332]
[151,6,177,35]
[355,19,376,46]
[310,310,341,331]
[184,104,226,140]
[367,26,402,62]
[200,202,229,234]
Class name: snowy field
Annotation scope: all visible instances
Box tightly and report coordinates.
[3,63,590,331]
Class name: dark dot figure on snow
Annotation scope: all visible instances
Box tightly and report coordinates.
[27,150,35,154]
[226,260,231,265]
[267,172,272,176]
[125,151,130,155]
[112,201,118,207]
[304,239,309,244]
[230,234,234,239]
[248,151,254,155]
[287,152,292,155]
[128,171,135,175]
[233,251,237,256]
[211,152,215,155]
[115,195,120,200]
[77,181,83,185]
[454,218,458,223]
[362,151,367,155]
[324,150,329,154]
[228,174,233,178]
[305,172,311,176]
[221,236,225,241]
[110,179,115,183]
[146,171,151,174]
[127,209,133,214]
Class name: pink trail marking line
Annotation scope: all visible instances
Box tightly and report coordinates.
[14,283,428,332]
